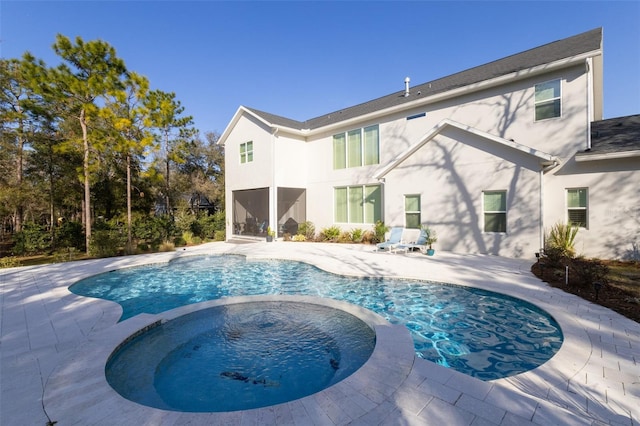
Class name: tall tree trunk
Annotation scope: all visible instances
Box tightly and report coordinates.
[126,153,132,253]
[164,131,171,215]
[80,108,91,253]
[48,141,55,248]
[15,115,25,233]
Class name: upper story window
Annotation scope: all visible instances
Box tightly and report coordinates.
[567,188,588,228]
[534,79,561,121]
[483,190,507,233]
[240,141,253,163]
[333,125,379,169]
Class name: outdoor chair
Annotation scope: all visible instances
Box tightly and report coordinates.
[392,228,428,254]
[376,227,404,251]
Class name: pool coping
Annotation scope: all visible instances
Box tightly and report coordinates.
[43,295,416,424]
[2,241,638,425]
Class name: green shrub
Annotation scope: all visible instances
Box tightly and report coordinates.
[55,221,84,250]
[292,234,306,242]
[351,228,364,243]
[213,230,225,241]
[0,256,21,268]
[173,236,187,247]
[192,236,202,245]
[89,230,123,258]
[196,211,225,239]
[298,221,316,240]
[373,221,389,244]
[174,207,196,235]
[13,222,51,255]
[132,215,175,246]
[545,222,579,260]
[182,231,194,245]
[320,226,341,242]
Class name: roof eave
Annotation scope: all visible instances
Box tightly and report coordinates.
[307,49,601,135]
[374,119,558,179]
[218,106,308,145]
[575,150,640,162]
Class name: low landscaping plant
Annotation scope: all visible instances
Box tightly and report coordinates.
[298,221,316,240]
[351,228,364,243]
[320,226,341,242]
[373,220,389,244]
[545,222,579,261]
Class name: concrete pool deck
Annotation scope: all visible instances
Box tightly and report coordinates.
[1,241,638,425]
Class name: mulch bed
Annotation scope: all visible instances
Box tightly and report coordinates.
[531,262,640,324]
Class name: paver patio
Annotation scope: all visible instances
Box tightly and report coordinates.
[1,241,638,425]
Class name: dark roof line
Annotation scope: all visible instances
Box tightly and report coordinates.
[246,28,602,131]
[587,114,640,154]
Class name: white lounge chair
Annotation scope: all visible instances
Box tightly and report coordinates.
[376,227,404,251]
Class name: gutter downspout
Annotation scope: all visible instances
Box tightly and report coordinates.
[539,158,559,250]
[586,58,593,150]
[539,168,545,252]
[271,127,279,237]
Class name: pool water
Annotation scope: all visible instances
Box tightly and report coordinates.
[106,301,375,412]
[72,255,563,380]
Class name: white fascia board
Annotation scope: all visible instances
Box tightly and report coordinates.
[306,50,601,137]
[218,106,251,146]
[221,49,601,144]
[218,106,306,145]
[575,150,640,162]
[374,119,558,179]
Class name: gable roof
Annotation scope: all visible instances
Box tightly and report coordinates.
[219,28,602,145]
[374,119,558,179]
[256,29,601,130]
[576,114,640,161]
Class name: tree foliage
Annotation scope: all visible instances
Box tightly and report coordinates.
[0,34,225,259]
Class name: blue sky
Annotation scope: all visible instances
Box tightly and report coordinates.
[2,1,639,135]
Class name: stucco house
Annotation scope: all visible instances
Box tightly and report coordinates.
[219,28,640,260]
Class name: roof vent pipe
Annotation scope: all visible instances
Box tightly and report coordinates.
[404,77,410,97]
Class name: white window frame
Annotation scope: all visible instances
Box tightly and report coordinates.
[483,190,507,233]
[566,188,588,229]
[534,79,562,121]
[334,184,381,224]
[240,141,253,164]
[332,124,379,169]
[404,194,421,229]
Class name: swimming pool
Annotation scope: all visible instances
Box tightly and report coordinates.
[106,299,377,412]
[71,254,563,380]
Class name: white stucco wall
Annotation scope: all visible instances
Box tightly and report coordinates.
[383,127,543,258]
[544,157,640,260]
[222,59,638,259]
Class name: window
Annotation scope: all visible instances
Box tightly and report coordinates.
[567,188,588,228]
[535,79,561,121]
[240,141,253,163]
[333,125,379,169]
[347,130,362,168]
[334,184,381,224]
[333,134,346,169]
[483,191,506,233]
[405,195,421,229]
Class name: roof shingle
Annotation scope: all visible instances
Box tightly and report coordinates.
[245,28,603,131]
[588,114,640,154]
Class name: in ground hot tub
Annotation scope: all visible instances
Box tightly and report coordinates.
[106,297,377,412]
